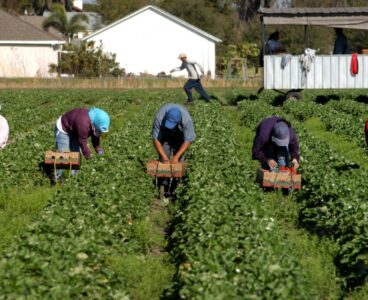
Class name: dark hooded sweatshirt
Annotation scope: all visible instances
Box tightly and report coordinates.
[252,116,299,163]
[61,108,102,159]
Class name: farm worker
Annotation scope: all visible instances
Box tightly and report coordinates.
[365,119,368,145]
[252,116,300,170]
[0,114,9,149]
[333,28,350,55]
[170,53,211,105]
[54,107,110,179]
[265,31,286,55]
[152,103,195,163]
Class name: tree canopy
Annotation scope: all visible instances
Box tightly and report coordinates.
[42,4,88,43]
[2,0,368,75]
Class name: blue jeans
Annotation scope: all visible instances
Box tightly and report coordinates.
[184,79,211,102]
[161,140,185,162]
[54,126,80,179]
[262,147,290,170]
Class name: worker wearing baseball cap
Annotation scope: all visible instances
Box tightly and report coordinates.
[252,116,300,170]
[152,103,195,163]
[170,53,211,105]
[54,107,110,180]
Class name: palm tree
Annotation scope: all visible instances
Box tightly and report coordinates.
[42,4,89,43]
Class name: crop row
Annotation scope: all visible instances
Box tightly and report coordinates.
[167,102,317,299]
[0,90,182,189]
[281,100,367,149]
[0,98,162,298]
[238,99,368,287]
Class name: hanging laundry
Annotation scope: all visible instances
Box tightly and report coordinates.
[299,48,316,86]
[350,52,359,76]
[281,54,292,69]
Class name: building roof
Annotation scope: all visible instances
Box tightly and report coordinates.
[259,7,368,16]
[19,15,61,37]
[83,5,222,43]
[0,10,64,44]
[259,7,368,30]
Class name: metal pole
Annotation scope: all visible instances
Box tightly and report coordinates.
[260,15,265,91]
[304,25,309,49]
[261,16,265,57]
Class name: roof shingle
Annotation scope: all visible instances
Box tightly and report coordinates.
[0,10,64,42]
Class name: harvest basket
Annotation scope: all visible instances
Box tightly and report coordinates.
[146,160,186,178]
[44,151,81,170]
[256,168,301,189]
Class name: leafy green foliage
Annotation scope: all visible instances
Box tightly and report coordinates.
[49,41,124,78]
[238,94,368,289]
[166,102,317,299]
[0,90,172,298]
[42,4,88,42]
[0,88,367,298]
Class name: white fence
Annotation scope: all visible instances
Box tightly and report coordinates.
[264,54,368,89]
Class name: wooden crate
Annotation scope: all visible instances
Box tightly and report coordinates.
[256,168,301,189]
[44,151,81,170]
[146,160,186,178]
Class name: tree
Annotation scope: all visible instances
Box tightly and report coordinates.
[96,0,153,24]
[222,43,259,77]
[49,41,125,77]
[42,3,88,43]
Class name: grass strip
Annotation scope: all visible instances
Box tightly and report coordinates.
[228,106,340,299]
[304,117,368,169]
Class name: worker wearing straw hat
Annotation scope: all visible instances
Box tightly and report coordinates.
[170,53,211,105]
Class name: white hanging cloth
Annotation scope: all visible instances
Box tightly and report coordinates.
[0,115,9,149]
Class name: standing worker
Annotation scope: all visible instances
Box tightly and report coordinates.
[365,119,368,145]
[252,116,300,171]
[333,28,350,54]
[54,107,110,180]
[170,53,211,105]
[265,31,286,54]
[152,103,195,164]
[0,113,9,149]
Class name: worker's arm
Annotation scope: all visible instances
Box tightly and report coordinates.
[291,158,299,170]
[153,139,169,162]
[170,62,185,73]
[172,141,191,163]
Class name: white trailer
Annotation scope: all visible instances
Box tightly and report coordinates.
[259,7,368,99]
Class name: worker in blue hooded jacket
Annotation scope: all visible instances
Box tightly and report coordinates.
[152,103,195,163]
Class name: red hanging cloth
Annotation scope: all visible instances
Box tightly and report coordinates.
[351,53,359,76]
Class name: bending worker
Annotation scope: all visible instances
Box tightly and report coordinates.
[152,103,195,163]
[54,107,110,179]
[252,116,300,170]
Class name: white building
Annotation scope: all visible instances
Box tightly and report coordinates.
[83,5,222,78]
[0,10,64,78]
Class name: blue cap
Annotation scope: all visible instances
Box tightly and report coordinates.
[271,122,289,146]
[88,108,110,134]
[164,107,181,129]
